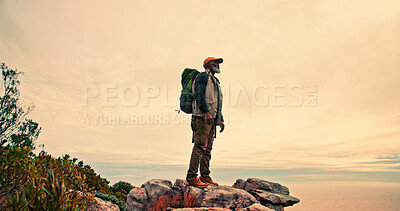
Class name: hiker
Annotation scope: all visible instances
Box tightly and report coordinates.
[186,57,225,188]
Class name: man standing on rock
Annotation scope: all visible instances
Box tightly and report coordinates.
[186,57,225,188]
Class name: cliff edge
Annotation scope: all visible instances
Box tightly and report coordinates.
[126,178,300,211]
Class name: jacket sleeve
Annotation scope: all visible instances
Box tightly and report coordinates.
[194,73,209,113]
[214,76,223,122]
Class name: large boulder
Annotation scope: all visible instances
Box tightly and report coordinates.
[126,178,299,211]
[127,179,182,211]
[173,179,258,209]
[232,178,300,211]
[232,178,289,195]
[167,208,230,211]
[250,189,300,206]
[126,187,148,211]
[238,203,275,211]
[167,204,274,211]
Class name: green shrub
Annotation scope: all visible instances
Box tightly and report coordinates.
[0,145,98,209]
[0,144,122,210]
[112,181,135,196]
[6,170,94,210]
[111,181,135,203]
[96,191,126,211]
[0,63,125,210]
[72,159,113,195]
[0,145,35,205]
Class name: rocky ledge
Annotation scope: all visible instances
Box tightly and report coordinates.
[126,178,300,211]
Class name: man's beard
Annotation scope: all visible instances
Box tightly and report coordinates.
[211,66,221,73]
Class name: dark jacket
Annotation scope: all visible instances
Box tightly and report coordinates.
[192,69,224,124]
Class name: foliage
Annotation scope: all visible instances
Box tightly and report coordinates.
[96,191,126,211]
[9,119,41,149]
[6,170,94,210]
[112,181,134,195]
[0,146,97,209]
[0,63,41,149]
[111,181,135,202]
[0,144,119,209]
[0,145,34,206]
[0,62,127,209]
[74,159,113,195]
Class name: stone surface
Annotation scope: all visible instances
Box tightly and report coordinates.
[126,187,147,211]
[126,178,300,211]
[167,203,274,211]
[250,189,300,207]
[127,179,182,211]
[95,197,120,211]
[238,203,274,211]
[232,178,300,211]
[174,179,258,209]
[262,204,284,211]
[232,178,289,195]
[167,208,231,211]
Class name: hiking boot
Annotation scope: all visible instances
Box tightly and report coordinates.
[187,177,208,188]
[200,176,219,186]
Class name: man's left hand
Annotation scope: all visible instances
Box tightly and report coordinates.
[219,121,225,133]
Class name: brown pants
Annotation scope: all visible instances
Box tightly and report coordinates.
[186,115,215,179]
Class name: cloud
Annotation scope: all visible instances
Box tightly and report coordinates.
[1,0,400,184]
[0,1,27,53]
[376,154,400,160]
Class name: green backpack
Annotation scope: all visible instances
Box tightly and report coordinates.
[179,68,200,114]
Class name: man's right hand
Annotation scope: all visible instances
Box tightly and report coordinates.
[204,112,214,125]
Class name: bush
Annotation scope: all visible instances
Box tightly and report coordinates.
[0,63,126,209]
[96,191,126,211]
[111,181,135,202]
[72,158,113,195]
[0,145,34,205]
[7,170,94,210]
[112,181,135,195]
[0,146,97,210]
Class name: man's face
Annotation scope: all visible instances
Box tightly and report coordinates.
[208,61,221,73]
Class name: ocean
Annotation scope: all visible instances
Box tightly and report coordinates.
[284,182,400,211]
[90,164,400,210]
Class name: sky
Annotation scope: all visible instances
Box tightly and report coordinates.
[1,0,400,186]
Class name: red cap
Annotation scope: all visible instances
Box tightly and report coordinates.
[203,57,223,68]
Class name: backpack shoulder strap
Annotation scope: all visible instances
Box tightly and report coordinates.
[194,72,210,85]
[213,76,220,84]
[192,72,210,97]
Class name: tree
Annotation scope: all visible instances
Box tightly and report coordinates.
[111,181,134,195]
[0,62,41,149]
[110,181,135,203]
[0,63,97,209]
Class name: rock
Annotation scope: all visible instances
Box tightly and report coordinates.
[126,187,147,211]
[233,178,289,195]
[173,179,258,209]
[250,189,300,207]
[167,203,274,211]
[167,208,230,211]
[232,178,300,211]
[126,178,300,211]
[127,179,182,211]
[238,203,274,211]
[95,197,120,211]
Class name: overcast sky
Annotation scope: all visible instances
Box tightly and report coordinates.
[1,0,399,185]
